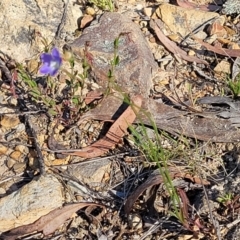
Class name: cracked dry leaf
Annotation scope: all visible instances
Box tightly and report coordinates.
[2,203,104,240]
[63,95,142,158]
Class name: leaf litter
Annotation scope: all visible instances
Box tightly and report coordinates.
[0,0,240,239]
[2,203,104,240]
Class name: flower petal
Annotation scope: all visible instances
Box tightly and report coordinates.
[49,68,59,76]
[51,47,61,58]
[39,48,62,76]
[39,64,52,74]
[40,53,52,63]
[53,57,62,66]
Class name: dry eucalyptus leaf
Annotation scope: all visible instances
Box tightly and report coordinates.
[2,203,104,240]
[194,38,240,57]
[151,20,208,65]
[65,95,142,158]
[124,167,210,215]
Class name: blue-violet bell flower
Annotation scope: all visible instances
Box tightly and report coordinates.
[39,47,62,76]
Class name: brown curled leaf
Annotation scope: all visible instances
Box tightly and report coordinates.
[194,37,240,57]
[2,203,104,240]
[66,95,143,158]
[151,19,208,65]
[124,167,210,215]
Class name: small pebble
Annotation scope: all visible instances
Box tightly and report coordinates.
[15,123,26,133]
[15,145,29,154]
[0,144,8,155]
[136,4,143,11]
[8,97,18,106]
[0,115,20,129]
[28,157,39,170]
[13,162,26,173]
[10,151,22,161]
[143,7,153,17]
[0,187,6,195]
[188,50,196,56]
[6,158,16,169]
[139,21,147,28]
[149,36,156,43]
[128,0,136,4]
[128,214,143,229]
[86,7,95,16]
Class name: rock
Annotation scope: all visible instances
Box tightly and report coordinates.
[10,151,23,161]
[80,15,94,29]
[136,4,143,11]
[64,12,240,143]
[214,60,231,74]
[86,7,95,16]
[8,97,18,107]
[15,145,29,154]
[0,115,20,129]
[207,21,227,37]
[0,156,9,176]
[12,162,26,174]
[0,188,6,196]
[66,12,158,104]
[0,0,81,62]
[128,214,143,229]
[0,174,63,232]
[188,50,196,56]
[67,159,111,188]
[155,3,225,38]
[15,123,26,133]
[143,7,154,18]
[6,158,16,169]
[28,156,40,171]
[0,144,8,155]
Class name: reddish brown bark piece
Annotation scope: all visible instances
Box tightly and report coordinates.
[124,167,210,215]
[2,203,103,240]
[66,95,142,158]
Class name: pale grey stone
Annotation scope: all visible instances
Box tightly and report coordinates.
[0,0,81,62]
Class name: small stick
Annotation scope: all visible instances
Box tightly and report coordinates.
[26,116,46,175]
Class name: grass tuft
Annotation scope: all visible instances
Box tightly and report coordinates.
[89,0,114,11]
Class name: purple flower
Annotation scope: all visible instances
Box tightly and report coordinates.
[39,47,62,76]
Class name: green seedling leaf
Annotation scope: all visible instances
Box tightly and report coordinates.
[89,0,114,11]
[72,96,80,105]
[108,69,113,78]
[79,73,85,79]
[30,89,41,97]
[114,37,119,48]
[62,69,78,80]
[82,59,89,69]
[114,55,120,66]
[228,78,240,98]
[48,108,58,116]
[69,57,75,68]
